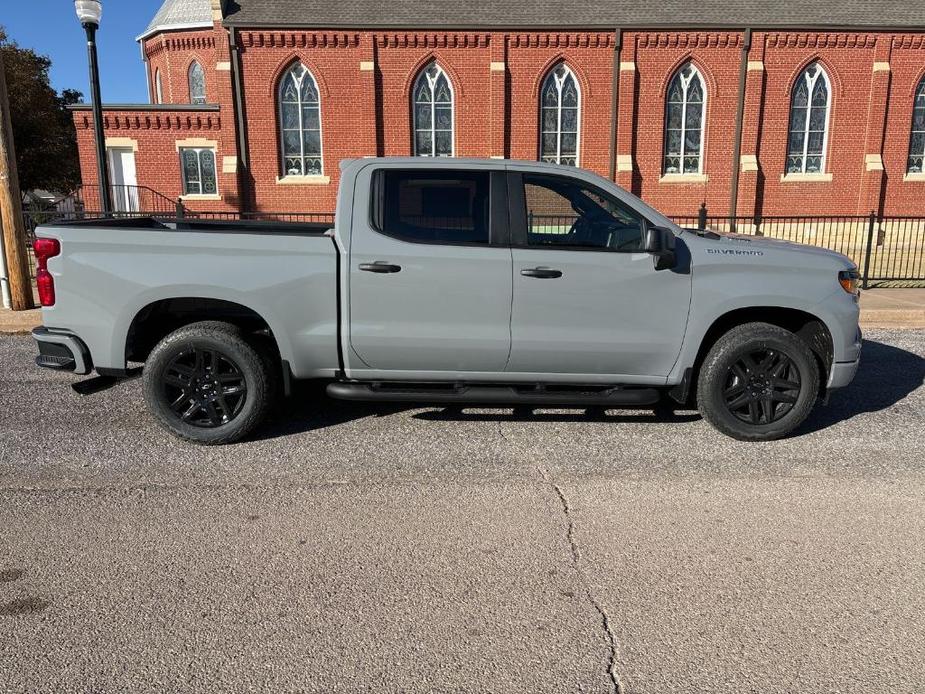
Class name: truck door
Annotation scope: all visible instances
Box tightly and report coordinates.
[347,166,513,374]
[506,171,691,378]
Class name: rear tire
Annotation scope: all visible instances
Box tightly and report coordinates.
[142,321,274,444]
[696,322,819,441]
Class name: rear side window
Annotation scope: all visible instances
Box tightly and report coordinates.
[375,170,490,244]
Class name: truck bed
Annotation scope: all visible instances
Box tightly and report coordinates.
[45,215,334,236]
[36,216,341,378]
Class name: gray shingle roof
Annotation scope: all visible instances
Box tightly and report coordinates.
[221,0,925,29]
[139,0,213,40]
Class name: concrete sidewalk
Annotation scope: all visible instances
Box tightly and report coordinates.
[0,308,41,334]
[2,289,925,334]
[858,288,925,328]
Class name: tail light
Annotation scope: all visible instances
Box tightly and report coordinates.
[33,238,61,306]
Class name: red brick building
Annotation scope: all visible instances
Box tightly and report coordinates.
[72,0,925,218]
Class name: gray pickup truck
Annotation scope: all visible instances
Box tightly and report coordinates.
[32,157,861,444]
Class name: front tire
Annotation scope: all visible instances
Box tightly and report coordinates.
[696,322,819,441]
[142,321,273,444]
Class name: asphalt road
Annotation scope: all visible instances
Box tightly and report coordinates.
[1,330,924,693]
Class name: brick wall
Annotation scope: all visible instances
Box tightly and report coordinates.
[73,107,235,212]
[78,25,925,218]
[143,30,219,105]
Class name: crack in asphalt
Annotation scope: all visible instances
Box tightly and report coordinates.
[542,470,625,694]
[496,420,508,444]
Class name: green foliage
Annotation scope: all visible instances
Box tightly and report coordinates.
[1,27,82,195]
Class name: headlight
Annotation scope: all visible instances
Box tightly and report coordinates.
[838,268,860,295]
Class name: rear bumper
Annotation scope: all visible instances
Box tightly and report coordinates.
[32,327,93,375]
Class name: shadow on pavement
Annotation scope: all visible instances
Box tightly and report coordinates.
[253,338,922,441]
[252,382,700,441]
[799,338,925,435]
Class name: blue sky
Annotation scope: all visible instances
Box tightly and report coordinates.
[2,0,164,103]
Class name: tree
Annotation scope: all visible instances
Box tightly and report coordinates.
[0,28,81,195]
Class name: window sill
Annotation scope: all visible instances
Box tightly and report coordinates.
[780,172,833,183]
[179,193,221,201]
[659,173,709,184]
[902,172,925,182]
[276,175,331,185]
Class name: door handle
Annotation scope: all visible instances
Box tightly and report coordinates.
[521,267,563,279]
[359,261,402,274]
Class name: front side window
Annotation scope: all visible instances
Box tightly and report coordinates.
[413,63,454,157]
[908,76,925,173]
[522,174,645,252]
[278,63,323,176]
[664,63,705,174]
[375,170,489,244]
[188,61,206,104]
[539,64,580,166]
[787,63,831,174]
[154,69,163,104]
[180,147,217,195]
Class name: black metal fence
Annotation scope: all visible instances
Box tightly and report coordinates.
[668,205,925,287]
[181,210,336,225]
[20,187,925,287]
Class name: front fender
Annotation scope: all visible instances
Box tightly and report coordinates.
[669,259,860,383]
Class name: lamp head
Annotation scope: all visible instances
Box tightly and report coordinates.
[74,0,102,28]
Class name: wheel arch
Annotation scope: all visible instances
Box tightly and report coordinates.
[680,306,834,404]
[125,297,285,368]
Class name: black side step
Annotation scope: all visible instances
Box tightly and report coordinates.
[326,382,660,407]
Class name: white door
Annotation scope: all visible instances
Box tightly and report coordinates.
[106,147,139,212]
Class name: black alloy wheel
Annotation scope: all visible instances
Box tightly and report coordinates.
[163,347,248,427]
[143,321,274,444]
[722,348,802,425]
[696,322,820,441]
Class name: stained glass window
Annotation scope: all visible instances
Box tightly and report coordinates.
[413,63,454,157]
[787,63,830,174]
[278,63,323,176]
[179,148,217,196]
[188,62,206,104]
[664,63,705,174]
[539,64,579,166]
[908,77,925,174]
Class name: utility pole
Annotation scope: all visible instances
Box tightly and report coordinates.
[0,49,36,311]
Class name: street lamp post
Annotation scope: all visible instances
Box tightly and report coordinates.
[75,0,112,215]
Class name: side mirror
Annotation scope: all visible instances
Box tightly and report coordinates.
[645,226,677,271]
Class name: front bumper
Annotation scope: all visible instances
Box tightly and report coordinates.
[826,323,861,391]
[32,327,93,375]
[827,358,860,391]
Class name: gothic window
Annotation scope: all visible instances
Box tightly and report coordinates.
[664,63,706,174]
[539,64,580,166]
[413,63,454,157]
[278,63,323,176]
[908,76,925,174]
[787,63,831,174]
[188,61,206,104]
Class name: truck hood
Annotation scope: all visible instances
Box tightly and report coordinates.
[681,228,856,268]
